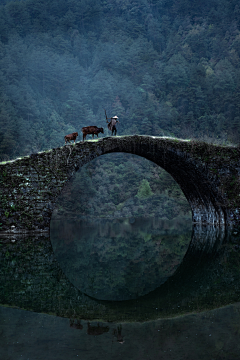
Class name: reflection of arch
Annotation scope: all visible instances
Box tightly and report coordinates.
[0,224,230,321]
[50,217,192,301]
[51,219,227,307]
[0,135,235,232]
[96,224,229,318]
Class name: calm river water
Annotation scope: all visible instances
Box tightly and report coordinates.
[1,216,240,359]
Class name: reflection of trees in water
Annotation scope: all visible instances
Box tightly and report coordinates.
[50,217,192,300]
[1,225,240,321]
[53,216,192,241]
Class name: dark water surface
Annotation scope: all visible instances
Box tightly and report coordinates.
[1,217,240,359]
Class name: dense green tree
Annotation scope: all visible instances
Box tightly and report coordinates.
[137,179,153,199]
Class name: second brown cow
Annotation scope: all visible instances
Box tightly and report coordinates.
[81,126,104,141]
[64,132,78,144]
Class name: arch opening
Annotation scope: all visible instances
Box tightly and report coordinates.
[52,152,192,221]
[51,152,192,300]
[55,135,227,227]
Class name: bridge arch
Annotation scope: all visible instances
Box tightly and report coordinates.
[87,136,227,226]
[0,135,235,232]
[53,151,191,220]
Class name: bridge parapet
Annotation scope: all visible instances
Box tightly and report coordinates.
[0,135,239,232]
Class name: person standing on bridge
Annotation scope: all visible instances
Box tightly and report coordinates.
[105,109,119,136]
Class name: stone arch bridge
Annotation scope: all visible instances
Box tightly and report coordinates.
[0,135,240,232]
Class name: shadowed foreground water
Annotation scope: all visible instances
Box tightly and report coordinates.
[1,217,240,359]
[1,304,240,360]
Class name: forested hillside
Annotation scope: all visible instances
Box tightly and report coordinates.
[1,0,240,160]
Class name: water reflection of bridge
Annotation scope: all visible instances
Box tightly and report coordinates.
[1,136,240,232]
[0,224,237,322]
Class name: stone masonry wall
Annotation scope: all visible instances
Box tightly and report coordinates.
[0,135,240,232]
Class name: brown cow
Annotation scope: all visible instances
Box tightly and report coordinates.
[81,126,104,141]
[64,132,78,144]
